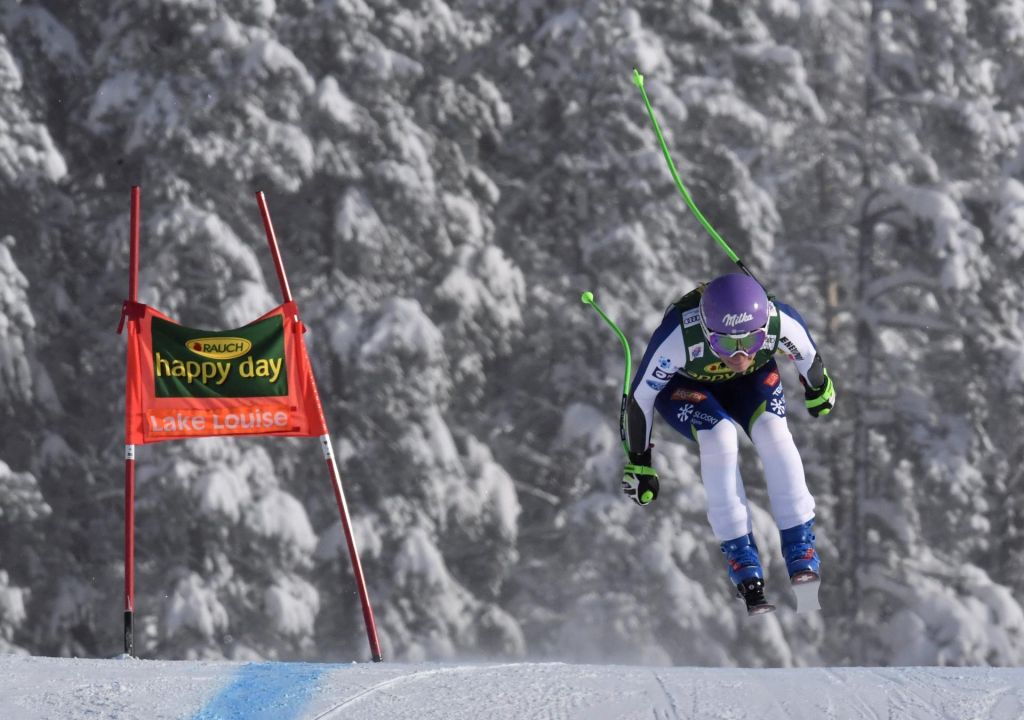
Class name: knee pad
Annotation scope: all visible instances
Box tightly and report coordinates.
[697,420,739,458]
[750,412,793,448]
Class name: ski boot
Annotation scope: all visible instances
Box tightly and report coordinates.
[780,519,821,613]
[721,533,775,616]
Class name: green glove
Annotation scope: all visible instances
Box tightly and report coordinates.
[622,463,660,505]
[801,368,835,417]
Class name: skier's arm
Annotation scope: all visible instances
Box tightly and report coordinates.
[774,302,819,379]
[775,302,836,416]
[620,314,684,506]
[623,313,686,463]
[625,398,653,463]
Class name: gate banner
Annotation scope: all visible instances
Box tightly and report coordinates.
[122,300,328,444]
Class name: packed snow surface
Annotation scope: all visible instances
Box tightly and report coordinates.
[1,655,1023,719]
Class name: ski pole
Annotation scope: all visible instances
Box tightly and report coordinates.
[580,291,631,457]
[632,68,761,283]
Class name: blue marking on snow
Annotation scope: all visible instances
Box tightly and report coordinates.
[192,661,344,720]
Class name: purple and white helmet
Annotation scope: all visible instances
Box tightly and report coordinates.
[698,274,770,357]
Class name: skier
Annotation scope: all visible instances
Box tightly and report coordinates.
[620,273,835,614]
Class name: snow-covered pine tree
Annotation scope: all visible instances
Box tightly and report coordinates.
[0,16,66,654]
[796,0,1024,663]
[285,0,527,661]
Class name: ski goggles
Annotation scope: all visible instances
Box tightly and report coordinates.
[707,328,768,357]
[699,308,769,358]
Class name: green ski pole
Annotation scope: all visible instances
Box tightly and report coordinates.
[580,291,631,457]
[632,68,761,284]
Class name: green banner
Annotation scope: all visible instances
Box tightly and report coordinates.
[152,315,289,398]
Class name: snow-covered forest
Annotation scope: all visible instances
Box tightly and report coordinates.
[1,0,1022,666]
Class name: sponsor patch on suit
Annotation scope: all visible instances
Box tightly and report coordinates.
[671,389,707,403]
[780,337,803,360]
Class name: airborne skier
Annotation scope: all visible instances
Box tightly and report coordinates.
[621,273,836,614]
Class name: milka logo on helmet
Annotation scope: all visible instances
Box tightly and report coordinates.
[720,312,754,327]
[187,337,253,360]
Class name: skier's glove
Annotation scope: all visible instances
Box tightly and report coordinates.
[622,465,659,505]
[800,368,835,417]
[622,448,659,505]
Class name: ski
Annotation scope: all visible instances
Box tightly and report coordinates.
[791,570,821,613]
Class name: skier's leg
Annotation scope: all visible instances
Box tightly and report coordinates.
[750,412,820,581]
[654,380,750,541]
[656,380,770,611]
[697,423,773,611]
[695,420,751,542]
[712,360,815,531]
[712,360,819,601]
[749,412,815,531]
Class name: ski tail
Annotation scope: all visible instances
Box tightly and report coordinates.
[791,571,821,613]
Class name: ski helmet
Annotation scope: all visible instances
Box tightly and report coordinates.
[699,274,769,335]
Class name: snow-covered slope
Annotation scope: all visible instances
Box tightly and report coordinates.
[1,655,1022,719]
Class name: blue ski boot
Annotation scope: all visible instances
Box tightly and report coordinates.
[780,519,821,612]
[720,533,775,616]
[780,519,820,579]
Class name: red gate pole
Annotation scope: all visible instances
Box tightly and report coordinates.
[256,192,293,303]
[255,192,383,662]
[320,435,384,663]
[124,185,141,656]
